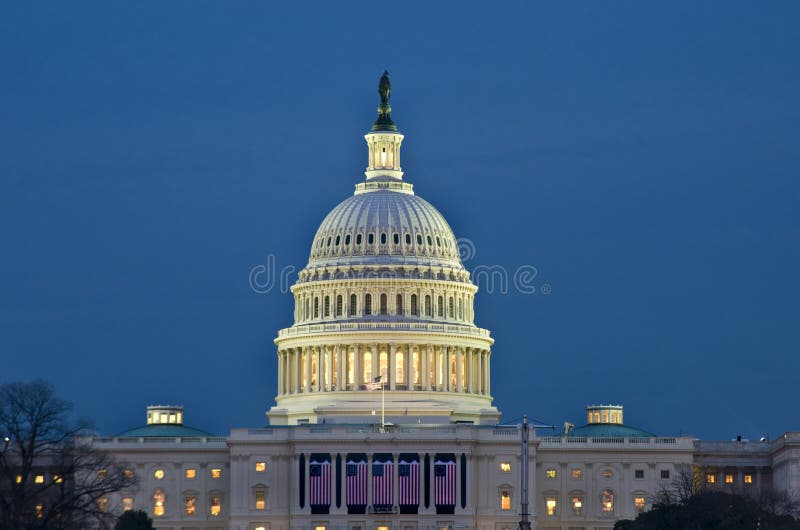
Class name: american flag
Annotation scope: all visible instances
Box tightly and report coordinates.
[346,460,368,505]
[365,375,382,391]
[372,459,393,506]
[309,459,330,506]
[398,459,420,506]
[434,460,456,506]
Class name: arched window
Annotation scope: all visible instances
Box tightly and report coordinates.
[345,234,351,246]
[396,294,403,315]
[396,350,405,384]
[305,298,310,320]
[437,296,444,317]
[335,235,340,246]
[350,294,357,316]
[405,233,411,245]
[368,233,374,245]
[363,351,373,383]
[364,294,372,315]
[436,236,441,247]
[601,489,615,514]
[314,297,319,318]
[416,234,423,245]
[393,233,400,245]
[458,298,463,319]
[380,294,387,315]
[336,295,343,317]
[448,297,454,318]
[380,233,387,245]
[326,236,332,247]
[153,489,165,517]
[424,295,432,316]
[324,296,330,317]
[356,234,362,245]
[410,294,418,316]
[427,235,433,246]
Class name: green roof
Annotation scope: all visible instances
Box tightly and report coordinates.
[116,424,213,438]
[560,423,655,438]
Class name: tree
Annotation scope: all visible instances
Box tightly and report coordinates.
[114,510,154,530]
[0,380,137,529]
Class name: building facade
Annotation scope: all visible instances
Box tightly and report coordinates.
[91,74,800,530]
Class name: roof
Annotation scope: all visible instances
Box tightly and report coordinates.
[115,424,213,438]
[560,423,655,438]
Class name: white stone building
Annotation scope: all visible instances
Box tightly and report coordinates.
[92,73,800,530]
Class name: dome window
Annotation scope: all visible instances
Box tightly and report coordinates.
[410,294,418,316]
[326,237,332,247]
[427,235,433,246]
[436,236,441,247]
[336,295,343,317]
[380,294,387,315]
[396,294,403,314]
[345,234,351,246]
[393,233,399,245]
[364,294,372,315]
[314,298,319,318]
[380,233,387,245]
[437,296,444,317]
[349,294,357,316]
[368,233,374,245]
[424,295,432,316]
[416,234,423,245]
[448,297,454,318]
[405,233,411,245]
[324,296,330,317]
[356,234,363,245]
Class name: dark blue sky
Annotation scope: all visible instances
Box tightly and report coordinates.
[1,1,798,440]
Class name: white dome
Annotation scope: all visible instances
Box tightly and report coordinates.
[306,186,464,270]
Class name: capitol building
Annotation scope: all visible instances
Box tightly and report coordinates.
[93,74,800,530]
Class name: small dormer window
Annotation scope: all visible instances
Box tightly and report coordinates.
[335,235,340,246]
[356,234,362,245]
[426,235,432,246]
[405,233,411,245]
[393,233,399,245]
[416,234,423,245]
[380,233,387,245]
[345,234,351,245]
[368,233,374,245]
[436,236,441,247]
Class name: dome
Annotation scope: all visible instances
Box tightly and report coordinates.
[115,424,213,438]
[306,186,463,270]
[561,423,655,438]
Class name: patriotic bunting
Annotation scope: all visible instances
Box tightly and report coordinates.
[346,458,368,506]
[372,457,393,506]
[434,458,457,506]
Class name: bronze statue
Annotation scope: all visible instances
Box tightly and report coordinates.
[378,70,391,103]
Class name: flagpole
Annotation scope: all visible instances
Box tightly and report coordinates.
[381,379,385,429]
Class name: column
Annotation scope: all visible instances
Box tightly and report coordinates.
[423,344,431,390]
[485,350,491,396]
[354,344,361,390]
[304,347,311,393]
[276,351,283,395]
[465,348,473,394]
[407,343,414,389]
[336,345,344,392]
[389,343,396,390]
[456,347,464,393]
[318,346,326,392]
[295,348,301,394]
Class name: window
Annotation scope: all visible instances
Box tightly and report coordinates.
[356,234,362,245]
[436,236,441,247]
[424,295,431,316]
[706,473,716,484]
[380,293,387,314]
[725,474,734,484]
[501,491,511,510]
[185,496,196,515]
[744,474,753,484]
[185,468,196,479]
[122,497,133,511]
[153,490,165,517]
[571,496,583,515]
[211,468,222,479]
[210,496,222,516]
[123,469,134,478]
[363,351,373,382]
[396,294,403,315]
[634,496,646,513]
[405,233,411,245]
[35,474,44,484]
[571,469,582,479]
[350,294,357,316]
[53,474,62,484]
[316,526,326,530]
[98,498,107,512]
[437,296,444,317]
[314,297,319,318]
[602,469,614,479]
[393,233,399,245]
[660,469,670,479]
[545,469,556,479]
[335,235,340,246]
[15,475,22,484]
[416,234,423,245]
[35,503,43,519]
[324,296,330,317]
[500,462,511,472]
[396,351,405,384]
[255,490,265,510]
[410,294,418,315]
[345,234,351,246]
[380,233,387,245]
[336,295,343,316]
[326,236,331,247]
[545,496,557,516]
[601,489,615,514]
[635,469,644,479]
[368,233,374,245]
[427,235,432,246]
[364,294,372,315]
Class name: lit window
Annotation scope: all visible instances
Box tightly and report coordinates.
[210,496,222,516]
[635,496,646,513]
[256,527,266,530]
[15,475,22,484]
[571,469,582,479]
[256,461,266,472]
[36,503,43,519]
[53,475,62,483]
[545,469,556,479]
[154,469,164,480]
[602,489,615,514]
[744,474,753,484]
[122,497,133,511]
[185,496,196,515]
[660,469,670,479]
[153,490,165,517]
[98,498,107,512]
[255,490,265,510]
[706,473,716,484]
[571,496,583,515]
[211,468,221,479]
[501,491,511,510]
[185,468,196,479]
[315,526,326,530]
[35,475,44,484]
[378,526,390,530]
[546,497,557,516]
[602,469,614,479]
[123,469,134,478]
[725,473,734,484]
[635,469,644,479]
[500,462,511,472]
[97,469,107,480]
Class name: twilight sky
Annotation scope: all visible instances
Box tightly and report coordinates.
[1,1,798,440]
